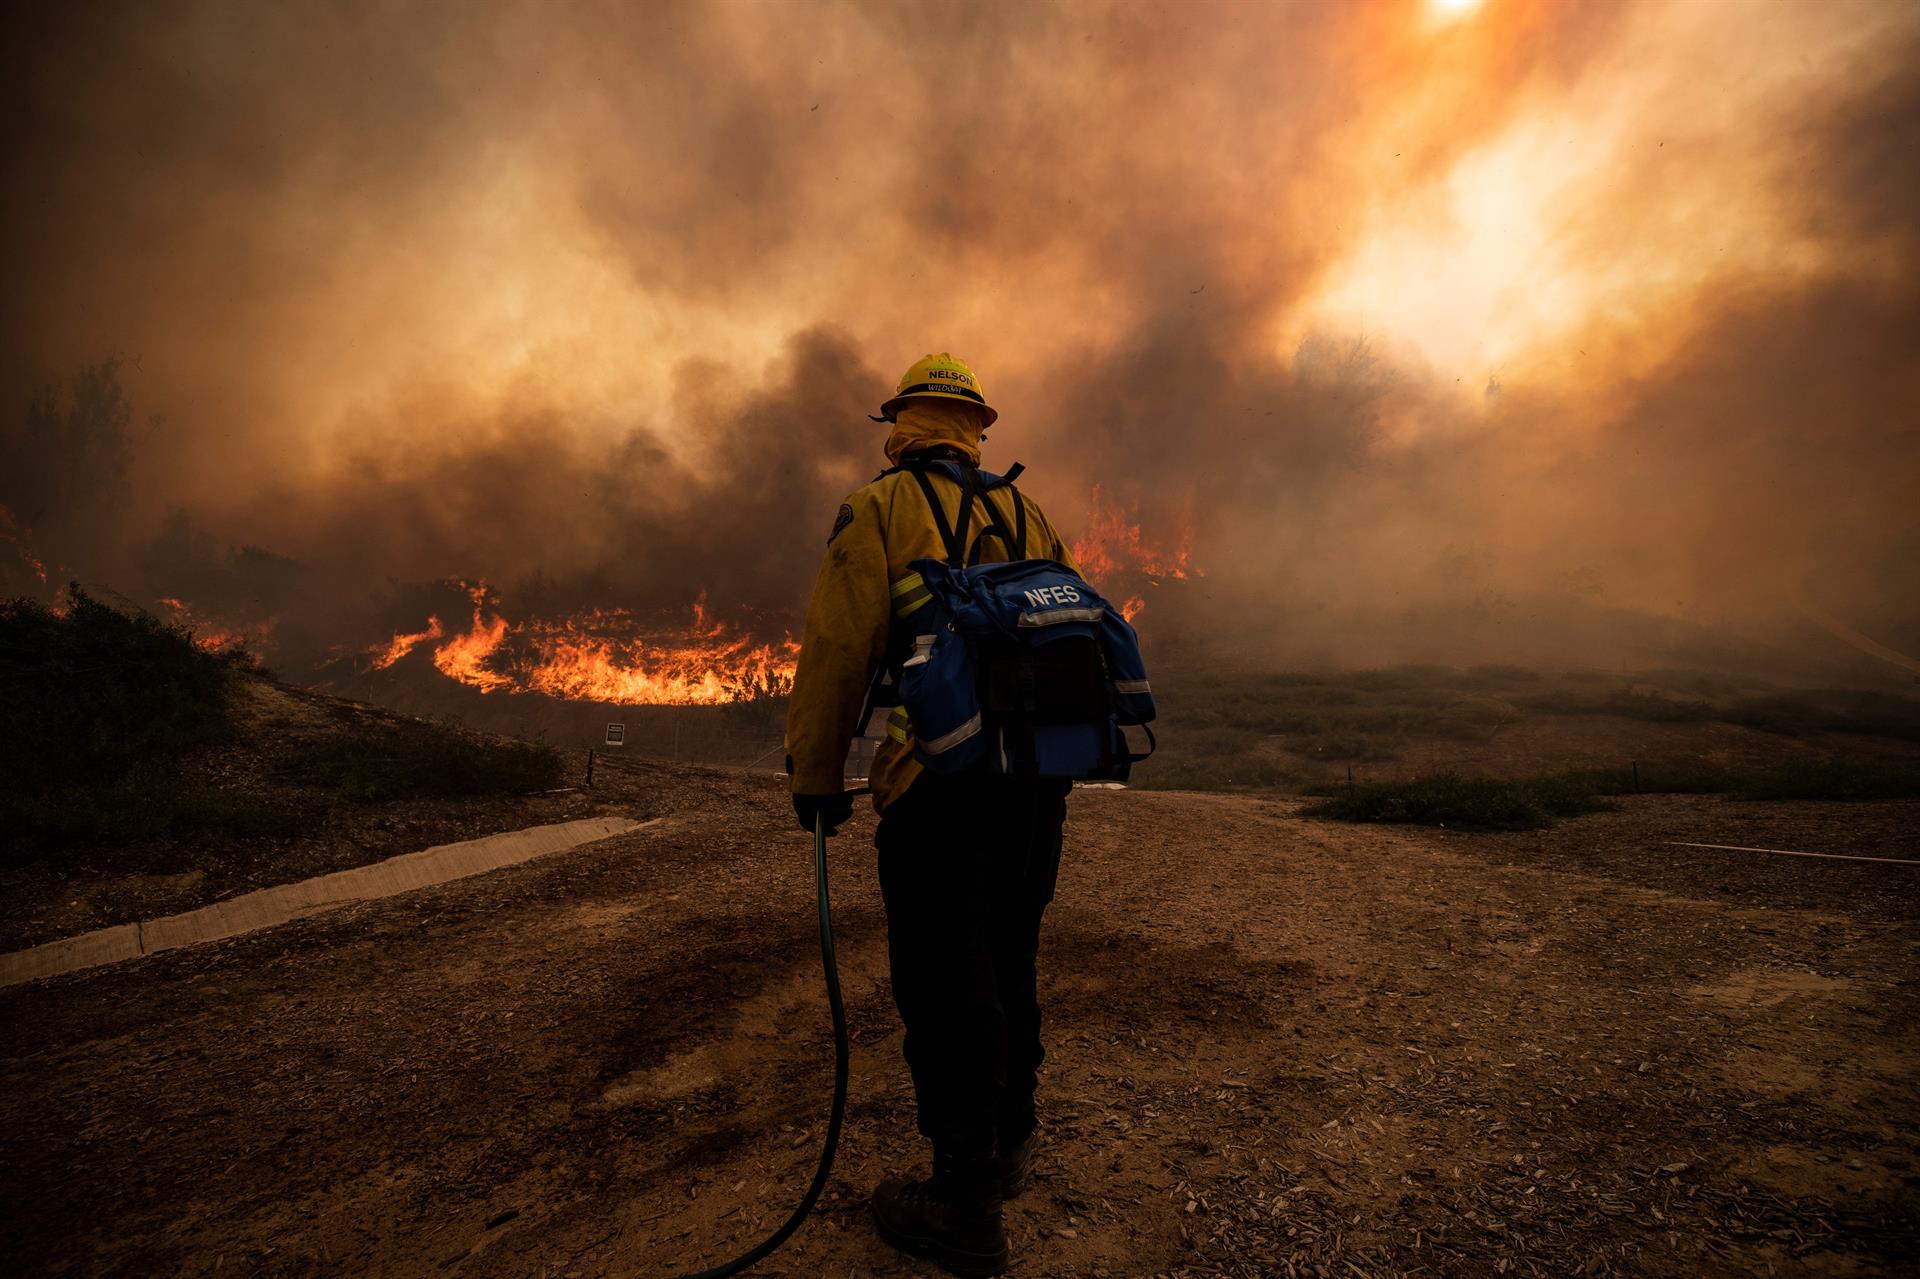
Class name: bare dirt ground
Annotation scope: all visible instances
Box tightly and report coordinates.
[2,759,1915,1277]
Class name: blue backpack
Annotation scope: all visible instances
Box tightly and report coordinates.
[872,458,1156,781]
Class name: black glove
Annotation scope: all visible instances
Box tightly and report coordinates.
[793,791,855,837]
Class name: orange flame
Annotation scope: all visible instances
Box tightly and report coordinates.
[155,597,275,651]
[430,582,512,691]
[519,605,798,705]
[373,582,797,705]
[370,616,445,669]
[1070,485,1198,585]
[1119,597,1146,623]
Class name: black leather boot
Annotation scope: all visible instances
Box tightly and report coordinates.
[872,1151,1008,1278]
[997,1129,1036,1199]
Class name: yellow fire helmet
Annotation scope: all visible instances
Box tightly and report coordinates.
[876,352,999,428]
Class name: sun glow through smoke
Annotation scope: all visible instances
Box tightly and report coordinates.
[1308,0,1890,392]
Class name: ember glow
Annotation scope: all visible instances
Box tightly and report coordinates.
[0,506,47,585]
[155,598,274,653]
[374,584,797,706]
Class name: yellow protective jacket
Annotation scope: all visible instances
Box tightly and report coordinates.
[786,402,1078,814]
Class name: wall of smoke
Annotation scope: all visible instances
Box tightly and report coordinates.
[3,0,1915,673]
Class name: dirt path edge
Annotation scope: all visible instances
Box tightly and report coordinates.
[0,815,646,988]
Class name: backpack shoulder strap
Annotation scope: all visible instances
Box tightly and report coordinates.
[891,454,1026,568]
[967,484,1032,566]
[963,462,1031,565]
[997,462,1028,557]
[950,467,981,568]
[906,464,978,568]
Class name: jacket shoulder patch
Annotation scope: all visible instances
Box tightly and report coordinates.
[827,502,855,545]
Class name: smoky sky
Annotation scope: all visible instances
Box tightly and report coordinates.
[2,0,1916,673]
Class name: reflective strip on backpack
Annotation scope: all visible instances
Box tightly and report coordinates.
[1114,678,1152,694]
[918,712,983,757]
[891,572,932,618]
[1017,606,1105,627]
[886,706,912,743]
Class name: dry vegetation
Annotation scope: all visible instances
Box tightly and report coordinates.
[1137,664,1920,805]
[0,590,583,950]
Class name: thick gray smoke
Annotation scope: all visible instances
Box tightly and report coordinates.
[2,0,1915,681]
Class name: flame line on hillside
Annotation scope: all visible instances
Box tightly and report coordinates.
[373,584,797,705]
[371,616,445,669]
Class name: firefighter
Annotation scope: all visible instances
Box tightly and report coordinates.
[786,353,1078,1277]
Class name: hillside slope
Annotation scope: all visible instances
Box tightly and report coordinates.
[1,591,601,951]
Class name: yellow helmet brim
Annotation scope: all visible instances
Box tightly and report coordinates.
[879,386,999,428]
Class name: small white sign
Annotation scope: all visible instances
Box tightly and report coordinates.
[604,723,626,747]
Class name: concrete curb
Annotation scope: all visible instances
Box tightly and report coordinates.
[0,815,645,988]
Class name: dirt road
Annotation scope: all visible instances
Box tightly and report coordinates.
[3,763,1915,1276]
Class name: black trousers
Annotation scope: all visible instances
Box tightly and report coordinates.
[875,770,1068,1163]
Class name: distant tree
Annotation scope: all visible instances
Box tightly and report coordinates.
[0,360,137,574]
[1289,331,1395,472]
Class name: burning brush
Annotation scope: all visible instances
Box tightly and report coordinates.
[366,581,797,706]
